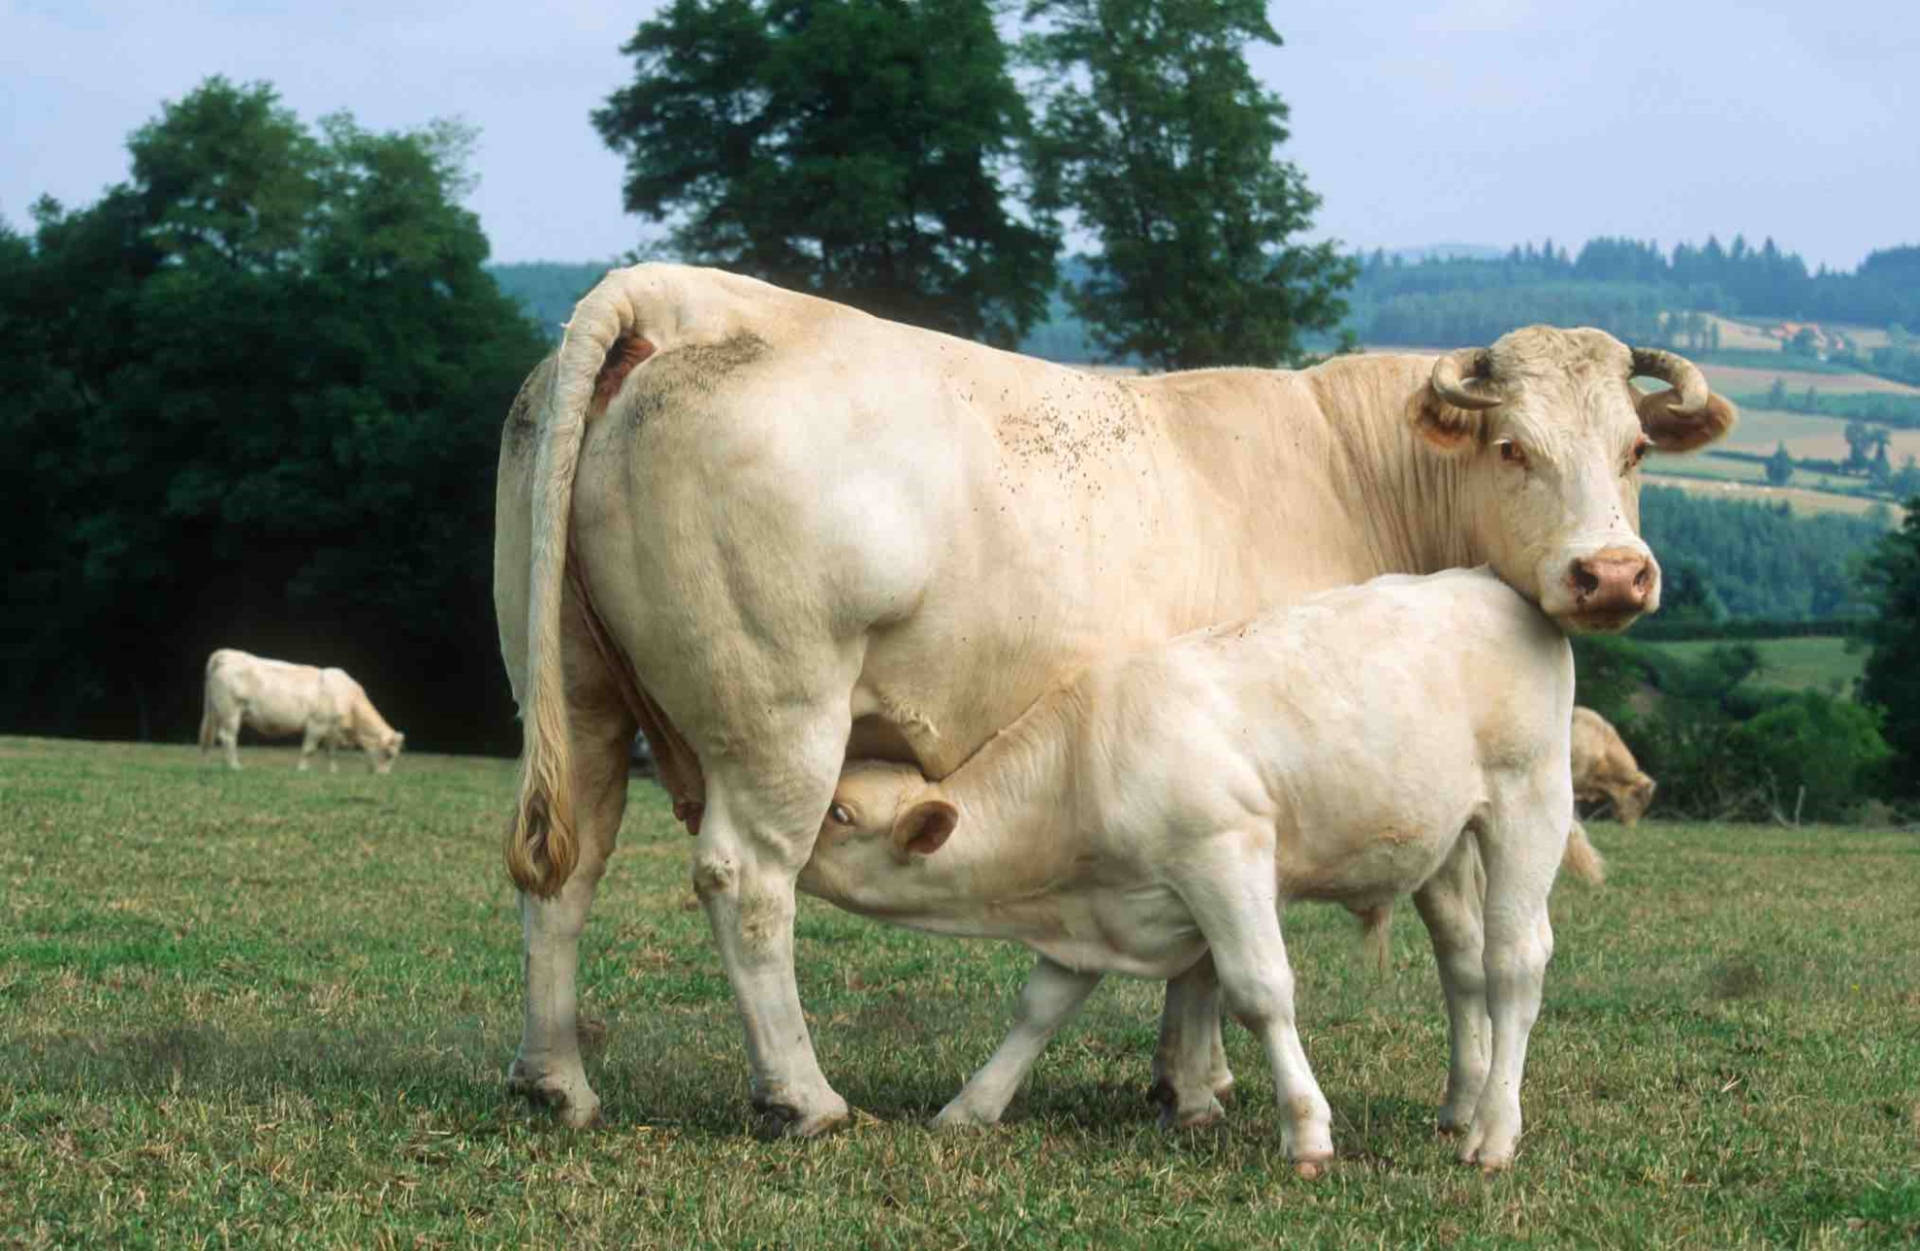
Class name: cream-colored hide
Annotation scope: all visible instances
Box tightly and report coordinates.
[493,264,1734,1134]
[803,569,1573,1173]
[199,649,404,774]
[1572,706,1657,826]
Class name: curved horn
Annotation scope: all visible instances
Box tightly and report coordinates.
[1429,347,1502,411]
[1629,347,1709,417]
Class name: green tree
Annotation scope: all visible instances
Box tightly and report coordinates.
[592,0,1056,346]
[2,78,547,749]
[1024,0,1353,369]
[1765,440,1794,486]
[1858,502,1920,796]
[1766,377,1788,408]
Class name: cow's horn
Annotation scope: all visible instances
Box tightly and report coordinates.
[1629,348,1709,417]
[1429,347,1502,411]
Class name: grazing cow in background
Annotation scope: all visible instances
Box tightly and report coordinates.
[1572,706,1657,825]
[200,648,405,774]
[493,263,1735,1134]
[803,569,1576,1173]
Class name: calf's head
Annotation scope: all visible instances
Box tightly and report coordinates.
[799,761,957,902]
[1615,772,1657,826]
[1413,328,1736,633]
[367,730,405,775]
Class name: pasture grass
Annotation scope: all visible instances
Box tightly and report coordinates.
[1649,636,1868,698]
[3,736,1918,1247]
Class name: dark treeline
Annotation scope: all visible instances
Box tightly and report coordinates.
[1344,235,1920,352]
[2,80,548,753]
[1638,486,1889,622]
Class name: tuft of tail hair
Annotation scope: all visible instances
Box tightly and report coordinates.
[1563,819,1606,886]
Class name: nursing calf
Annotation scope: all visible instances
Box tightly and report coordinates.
[801,568,1574,1172]
[199,648,405,774]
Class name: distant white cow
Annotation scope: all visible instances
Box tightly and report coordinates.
[199,648,405,774]
[801,568,1574,1173]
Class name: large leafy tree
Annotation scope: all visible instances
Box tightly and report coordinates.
[1024,0,1353,370]
[1,78,547,749]
[593,0,1056,346]
[1857,503,1920,797]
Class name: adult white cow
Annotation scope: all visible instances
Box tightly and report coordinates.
[804,567,1576,1173]
[199,648,405,774]
[493,264,1734,1134]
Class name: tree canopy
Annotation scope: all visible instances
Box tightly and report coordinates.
[0,78,548,750]
[593,0,1057,346]
[1857,501,1920,796]
[1022,0,1352,369]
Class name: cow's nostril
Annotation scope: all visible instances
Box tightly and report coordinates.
[1572,563,1600,597]
[1633,564,1652,592]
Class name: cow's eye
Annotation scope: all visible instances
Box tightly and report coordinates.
[1496,439,1528,467]
[828,803,853,826]
[1625,436,1652,472]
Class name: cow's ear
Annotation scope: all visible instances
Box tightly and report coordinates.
[1409,387,1485,454]
[1638,388,1737,452]
[892,799,958,857]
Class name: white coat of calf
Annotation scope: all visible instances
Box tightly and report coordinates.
[199,648,405,774]
[800,568,1575,1172]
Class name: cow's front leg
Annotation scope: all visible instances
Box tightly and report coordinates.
[507,681,633,1128]
[218,720,242,770]
[1151,953,1234,1128]
[297,724,323,772]
[934,957,1102,1130]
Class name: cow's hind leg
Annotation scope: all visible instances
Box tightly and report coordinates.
[1412,837,1490,1134]
[1151,954,1234,1128]
[507,649,636,1128]
[934,956,1103,1130]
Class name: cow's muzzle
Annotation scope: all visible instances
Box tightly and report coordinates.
[1563,547,1656,631]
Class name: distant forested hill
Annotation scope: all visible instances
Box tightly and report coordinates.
[488,262,617,338]
[1639,485,1891,621]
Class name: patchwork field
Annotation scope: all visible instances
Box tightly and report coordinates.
[1647,635,1867,697]
[3,738,1917,1246]
[1715,407,1920,468]
[1698,361,1920,398]
[1641,470,1902,520]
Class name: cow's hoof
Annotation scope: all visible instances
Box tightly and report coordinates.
[507,1066,602,1129]
[930,1102,999,1132]
[1158,1094,1226,1130]
[1457,1121,1518,1172]
[752,1090,851,1140]
[1293,1156,1332,1181]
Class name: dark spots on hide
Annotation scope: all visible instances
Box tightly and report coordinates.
[623,332,773,429]
[500,361,551,459]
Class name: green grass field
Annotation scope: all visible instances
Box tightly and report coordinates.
[1648,636,1868,697]
[4,737,1917,1246]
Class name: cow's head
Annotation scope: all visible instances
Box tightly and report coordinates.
[1412,328,1735,633]
[799,761,956,903]
[1615,773,1657,826]
[368,730,405,775]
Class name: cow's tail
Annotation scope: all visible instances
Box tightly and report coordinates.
[506,268,662,899]
[1356,903,1392,977]
[198,653,218,756]
[1562,818,1606,886]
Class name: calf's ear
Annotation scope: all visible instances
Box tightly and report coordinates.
[892,800,959,857]
[1637,388,1737,452]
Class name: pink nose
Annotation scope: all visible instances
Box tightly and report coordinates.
[1568,548,1654,619]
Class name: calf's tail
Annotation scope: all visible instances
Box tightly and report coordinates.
[1563,819,1606,886]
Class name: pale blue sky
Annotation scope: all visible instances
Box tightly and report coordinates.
[5,0,1916,270]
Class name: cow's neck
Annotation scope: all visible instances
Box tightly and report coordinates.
[1312,358,1483,580]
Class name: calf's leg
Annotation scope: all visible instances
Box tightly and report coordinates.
[1175,844,1333,1174]
[1151,954,1233,1128]
[934,957,1102,1130]
[1456,812,1559,1171]
[1412,837,1490,1133]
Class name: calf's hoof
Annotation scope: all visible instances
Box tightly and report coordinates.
[506,1064,602,1129]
